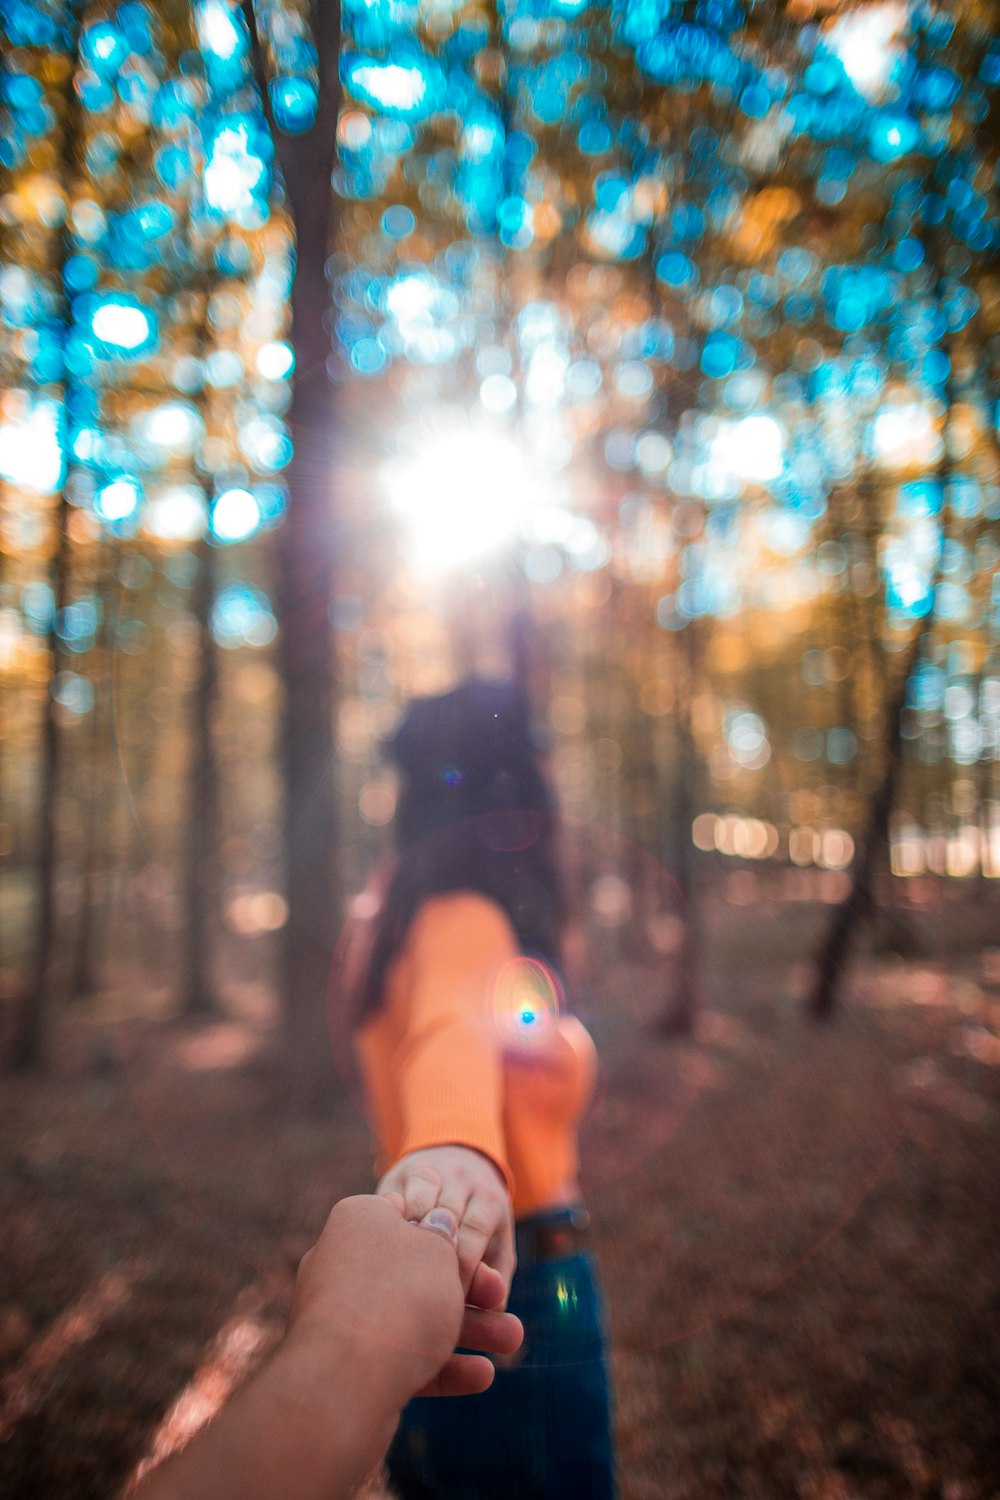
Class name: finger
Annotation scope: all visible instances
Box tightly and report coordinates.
[487,1224,516,1301]
[417,1206,459,1248]
[455,1189,513,1299]
[434,1177,473,1232]
[458,1306,523,1359]
[455,1209,493,1300]
[379,1170,441,1224]
[416,1352,496,1399]
[380,1191,405,1218]
[468,1217,515,1305]
[467,1260,506,1311]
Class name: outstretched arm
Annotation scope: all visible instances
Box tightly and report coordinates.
[377,895,523,1300]
[128,1195,522,1500]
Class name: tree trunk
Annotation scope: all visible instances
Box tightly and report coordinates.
[808,86,959,1021]
[244,0,344,1107]
[8,1,85,1069]
[809,607,935,1019]
[658,618,702,1036]
[179,536,221,1015]
[9,510,71,1068]
[69,655,106,999]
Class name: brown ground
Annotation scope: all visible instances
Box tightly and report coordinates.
[1,881,998,1499]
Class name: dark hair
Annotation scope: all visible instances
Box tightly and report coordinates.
[357,678,566,1021]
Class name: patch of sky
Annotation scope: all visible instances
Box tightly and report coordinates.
[784,90,857,140]
[205,350,243,387]
[117,64,155,114]
[701,331,748,379]
[460,111,502,163]
[145,485,207,541]
[95,476,142,526]
[706,182,742,229]
[2,0,63,45]
[827,727,857,765]
[941,281,979,332]
[119,3,155,51]
[350,338,388,375]
[869,113,920,163]
[53,672,94,715]
[723,368,767,411]
[28,326,64,385]
[1,70,49,134]
[82,20,129,77]
[668,202,705,243]
[215,237,251,276]
[210,486,260,543]
[579,120,612,154]
[526,56,578,124]
[77,71,116,112]
[499,197,535,251]
[847,355,886,399]
[238,414,292,472]
[898,479,942,517]
[203,115,271,220]
[893,236,924,273]
[912,65,961,113]
[946,476,982,520]
[656,251,697,287]
[341,49,443,121]
[342,0,419,50]
[271,75,319,133]
[980,42,1000,86]
[152,78,197,129]
[381,204,415,239]
[565,359,602,400]
[739,81,770,118]
[56,598,100,652]
[776,246,816,287]
[154,143,193,191]
[211,583,277,649]
[79,293,158,360]
[936,583,970,623]
[706,284,743,328]
[621,318,674,363]
[196,0,249,91]
[883,538,936,618]
[821,264,895,333]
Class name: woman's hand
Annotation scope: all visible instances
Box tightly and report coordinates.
[377,1145,516,1304]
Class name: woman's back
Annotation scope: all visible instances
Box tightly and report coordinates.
[355,891,597,1219]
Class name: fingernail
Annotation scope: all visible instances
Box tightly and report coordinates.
[420,1207,459,1246]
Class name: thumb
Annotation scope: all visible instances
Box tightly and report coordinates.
[417,1206,459,1249]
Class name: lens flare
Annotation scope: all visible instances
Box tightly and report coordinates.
[491,956,563,1050]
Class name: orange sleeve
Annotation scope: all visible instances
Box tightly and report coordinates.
[390,894,518,1195]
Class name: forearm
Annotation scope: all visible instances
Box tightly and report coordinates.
[130,1329,402,1500]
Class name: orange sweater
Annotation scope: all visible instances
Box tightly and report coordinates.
[354,892,597,1219]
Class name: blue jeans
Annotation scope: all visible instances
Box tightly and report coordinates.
[386,1248,617,1499]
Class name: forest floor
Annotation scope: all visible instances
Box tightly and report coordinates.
[0,877,998,1499]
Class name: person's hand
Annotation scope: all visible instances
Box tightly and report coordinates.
[376,1145,516,1303]
[287,1194,521,1404]
[128,1197,522,1500]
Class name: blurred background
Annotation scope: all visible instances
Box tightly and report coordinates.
[0,1,998,1496]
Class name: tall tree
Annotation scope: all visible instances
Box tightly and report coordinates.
[243,0,344,1105]
[8,0,84,1070]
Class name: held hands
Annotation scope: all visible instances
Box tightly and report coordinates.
[287,1194,522,1405]
[127,1197,523,1500]
[376,1145,517,1303]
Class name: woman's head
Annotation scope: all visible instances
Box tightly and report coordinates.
[390,677,553,850]
[357,678,566,1019]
